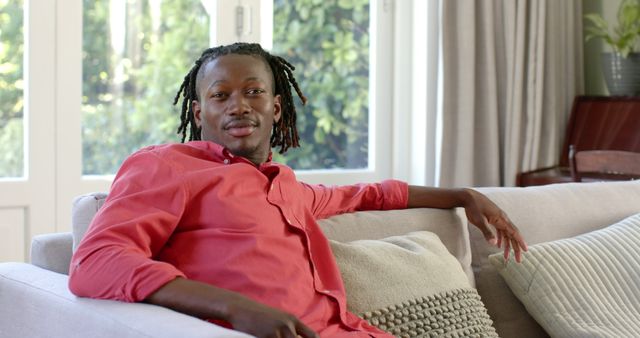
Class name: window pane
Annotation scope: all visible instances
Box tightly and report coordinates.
[82,0,209,175]
[272,0,370,170]
[0,0,24,178]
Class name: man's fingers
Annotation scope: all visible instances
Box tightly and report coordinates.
[470,214,497,245]
[295,321,319,338]
[511,237,522,263]
[503,238,511,260]
[277,322,298,338]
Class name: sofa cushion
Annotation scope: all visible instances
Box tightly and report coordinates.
[72,192,108,252]
[489,212,640,338]
[319,208,474,286]
[330,231,498,337]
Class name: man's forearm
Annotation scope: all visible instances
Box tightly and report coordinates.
[407,185,473,209]
[144,277,241,321]
[145,277,319,338]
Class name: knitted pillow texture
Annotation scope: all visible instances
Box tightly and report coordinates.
[330,231,498,338]
[489,213,640,338]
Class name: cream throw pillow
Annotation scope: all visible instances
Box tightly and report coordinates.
[489,213,640,338]
[330,231,498,338]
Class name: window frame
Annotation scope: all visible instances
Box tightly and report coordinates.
[59,0,393,183]
[14,0,396,231]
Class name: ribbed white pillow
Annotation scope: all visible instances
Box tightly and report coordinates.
[490,213,640,338]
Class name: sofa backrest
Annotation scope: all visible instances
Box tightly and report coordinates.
[72,192,108,252]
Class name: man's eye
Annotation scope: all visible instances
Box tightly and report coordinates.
[212,92,225,98]
[247,89,265,95]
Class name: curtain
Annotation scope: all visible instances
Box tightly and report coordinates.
[438,0,584,187]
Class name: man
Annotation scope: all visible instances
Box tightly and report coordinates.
[69,43,527,338]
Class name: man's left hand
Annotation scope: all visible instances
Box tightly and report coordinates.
[460,188,528,263]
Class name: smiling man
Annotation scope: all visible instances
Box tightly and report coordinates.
[192,53,282,165]
[69,43,527,338]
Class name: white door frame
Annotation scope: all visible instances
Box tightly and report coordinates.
[0,0,56,262]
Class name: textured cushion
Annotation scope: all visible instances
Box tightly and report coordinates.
[330,231,498,338]
[319,208,474,286]
[489,213,640,338]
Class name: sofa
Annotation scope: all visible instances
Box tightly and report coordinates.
[1,180,639,337]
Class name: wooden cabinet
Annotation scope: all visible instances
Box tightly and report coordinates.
[517,96,640,187]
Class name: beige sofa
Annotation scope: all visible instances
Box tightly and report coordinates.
[1,180,639,337]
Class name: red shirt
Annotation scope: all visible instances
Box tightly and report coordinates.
[69,141,408,337]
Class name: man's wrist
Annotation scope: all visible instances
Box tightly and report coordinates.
[457,188,475,208]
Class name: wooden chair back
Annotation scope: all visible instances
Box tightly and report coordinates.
[569,145,640,182]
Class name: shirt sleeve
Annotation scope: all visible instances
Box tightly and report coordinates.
[301,179,409,219]
[68,149,187,302]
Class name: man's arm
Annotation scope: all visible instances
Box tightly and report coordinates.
[301,180,408,219]
[407,186,528,262]
[145,278,318,338]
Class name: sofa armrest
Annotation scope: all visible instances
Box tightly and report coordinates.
[31,232,73,275]
[0,262,252,338]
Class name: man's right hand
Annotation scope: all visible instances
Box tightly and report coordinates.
[145,277,319,338]
[226,296,318,338]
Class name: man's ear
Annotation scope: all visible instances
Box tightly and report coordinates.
[273,95,282,123]
[192,100,202,127]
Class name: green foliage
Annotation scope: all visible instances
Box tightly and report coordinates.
[0,0,371,175]
[0,0,24,177]
[584,0,640,57]
[82,0,209,174]
[272,0,369,169]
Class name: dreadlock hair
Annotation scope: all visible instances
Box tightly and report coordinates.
[173,42,307,154]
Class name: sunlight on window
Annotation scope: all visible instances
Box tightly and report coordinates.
[0,0,24,178]
[82,0,371,175]
[82,0,209,175]
[272,0,370,170]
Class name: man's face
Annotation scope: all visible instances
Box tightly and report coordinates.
[193,54,281,165]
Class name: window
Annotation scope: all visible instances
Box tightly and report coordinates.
[82,0,209,175]
[272,0,370,170]
[81,0,375,175]
[0,0,24,178]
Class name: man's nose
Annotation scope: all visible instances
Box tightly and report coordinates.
[226,92,250,115]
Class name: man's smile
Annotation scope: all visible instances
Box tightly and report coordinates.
[224,120,258,137]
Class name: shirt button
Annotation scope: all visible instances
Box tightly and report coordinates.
[223,159,230,164]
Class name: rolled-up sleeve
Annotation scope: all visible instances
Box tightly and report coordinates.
[302,179,408,219]
[68,150,187,302]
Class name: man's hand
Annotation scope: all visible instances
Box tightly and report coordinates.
[459,188,528,262]
[408,185,528,262]
[226,296,319,338]
[145,277,319,338]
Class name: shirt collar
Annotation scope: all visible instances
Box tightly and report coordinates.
[187,140,273,165]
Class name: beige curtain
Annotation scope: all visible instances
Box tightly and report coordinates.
[438,0,584,187]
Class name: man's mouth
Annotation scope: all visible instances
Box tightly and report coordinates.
[224,120,257,137]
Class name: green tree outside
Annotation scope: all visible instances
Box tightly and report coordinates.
[0,0,370,176]
[0,0,24,178]
[272,0,370,169]
[82,0,209,175]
